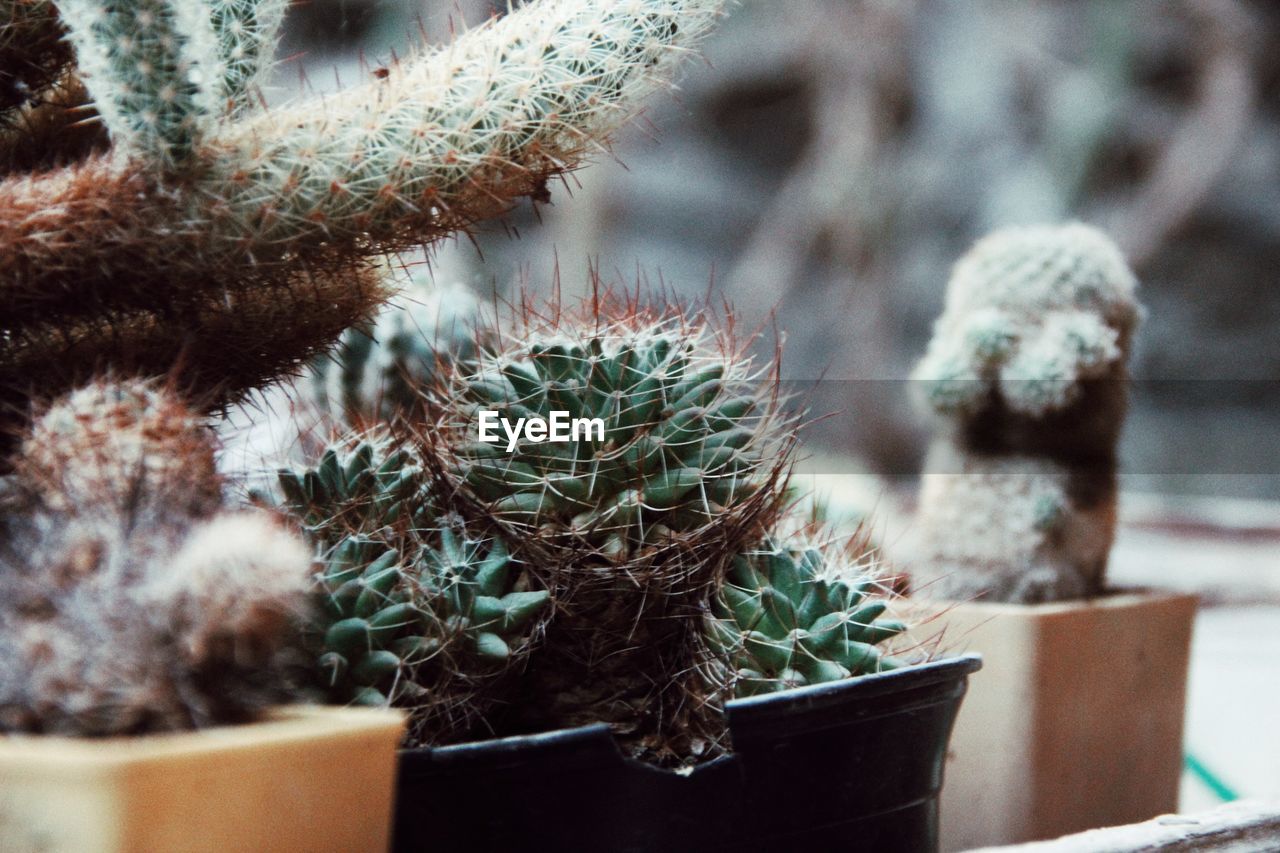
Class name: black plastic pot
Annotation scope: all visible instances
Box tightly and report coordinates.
[393,654,981,853]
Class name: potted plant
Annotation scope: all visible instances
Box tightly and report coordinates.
[277,289,980,852]
[907,223,1198,850]
[0,378,405,853]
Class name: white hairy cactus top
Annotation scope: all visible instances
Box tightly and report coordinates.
[912,222,1141,417]
[20,377,222,518]
[148,512,311,665]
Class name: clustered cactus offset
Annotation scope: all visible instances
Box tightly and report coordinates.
[278,430,551,743]
[0,378,311,735]
[0,0,727,440]
[708,532,905,697]
[911,223,1142,603]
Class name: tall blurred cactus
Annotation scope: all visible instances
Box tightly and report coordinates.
[911,223,1142,603]
[0,378,311,735]
[0,0,726,432]
[310,272,482,427]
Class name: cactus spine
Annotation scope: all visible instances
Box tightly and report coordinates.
[911,223,1142,603]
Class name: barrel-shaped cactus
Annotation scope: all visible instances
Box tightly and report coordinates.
[421,292,797,765]
[707,534,904,697]
[431,299,793,564]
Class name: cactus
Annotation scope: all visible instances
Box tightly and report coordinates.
[0,378,311,736]
[911,223,1142,603]
[310,275,481,427]
[0,0,727,429]
[18,375,223,520]
[278,429,550,745]
[432,296,792,560]
[422,290,797,765]
[707,533,904,697]
[0,1,73,134]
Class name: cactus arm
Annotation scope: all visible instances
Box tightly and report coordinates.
[204,0,727,249]
[0,0,727,422]
[52,0,223,167]
[210,0,287,114]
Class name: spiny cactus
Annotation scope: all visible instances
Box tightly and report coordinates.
[18,375,222,519]
[0,377,312,736]
[0,0,727,429]
[279,429,550,745]
[0,1,73,132]
[911,223,1142,603]
[310,275,481,428]
[431,296,792,561]
[421,289,797,765]
[707,533,904,697]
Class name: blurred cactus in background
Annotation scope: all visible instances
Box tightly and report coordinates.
[450,0,1276,498]
[0,0,726,442]
[310,272,482,428]
[0,378,311,736]
[911,224,1141,603]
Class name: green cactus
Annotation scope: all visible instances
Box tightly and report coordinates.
[311,276,481,427]
[312,529,547,713]
[279,429,550,744]
[707,535,905,697]
[424,292,797,766]
[436,306,789,561]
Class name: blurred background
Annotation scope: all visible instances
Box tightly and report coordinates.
[270,0,1280,500]
[260,0,1279,815]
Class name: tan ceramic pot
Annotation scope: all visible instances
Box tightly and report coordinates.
[0,705,405,853]
[909,590,1197,851]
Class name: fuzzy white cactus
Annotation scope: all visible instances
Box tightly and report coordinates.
[0,378,312,736]
[912,222,1140,418]
[911,223,1142,603]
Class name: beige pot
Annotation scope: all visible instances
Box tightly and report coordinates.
[0,705,405,853]
[907,590,1197,852]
